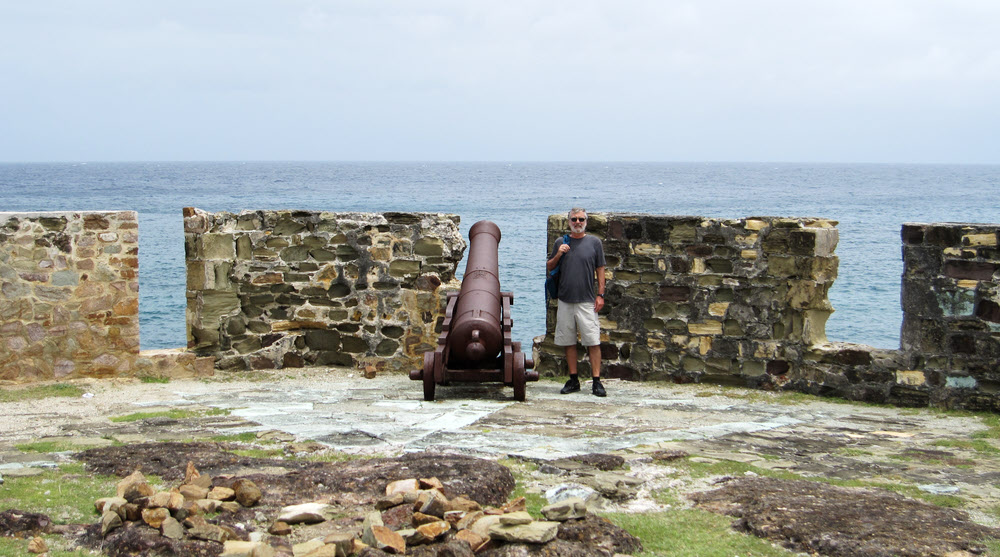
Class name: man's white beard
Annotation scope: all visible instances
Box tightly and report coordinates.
[570,223,586,234]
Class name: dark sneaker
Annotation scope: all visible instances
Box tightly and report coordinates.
[592,378,607,397]
[560,376,581,394]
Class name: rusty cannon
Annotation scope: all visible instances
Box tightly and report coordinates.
[410,220,537,401]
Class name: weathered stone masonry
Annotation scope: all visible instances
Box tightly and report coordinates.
[184,208,466,373]
[532,214,1000,411]
[900,223,1000,406]
[0,211,140,380]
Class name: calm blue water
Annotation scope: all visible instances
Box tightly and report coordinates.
[1,162,998,352]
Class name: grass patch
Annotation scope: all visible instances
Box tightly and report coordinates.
[0,463,129,524]
[0,536,98,556]
[0,383,84,403]
[109,408,229,423]
[210,432,259,443]
[931,439,1000,456]
[603,510,797,557]
[16,440,89,453]
[138,375,170,384]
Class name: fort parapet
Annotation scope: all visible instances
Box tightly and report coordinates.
[183,208,465,373]
[531,214,1000,411]
[3,209,998,410]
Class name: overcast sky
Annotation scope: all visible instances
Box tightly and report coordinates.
[2,1,998,163]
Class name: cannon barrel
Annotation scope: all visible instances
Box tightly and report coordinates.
[448,220,503,366]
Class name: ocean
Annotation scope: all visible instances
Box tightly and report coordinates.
[1,161,998,353]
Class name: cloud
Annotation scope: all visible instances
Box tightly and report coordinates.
[1,1,998,162]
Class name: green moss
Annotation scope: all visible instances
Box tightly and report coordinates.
[138,375,170,384]
[109,407,229,423]
[0,383,84,403]
[603,510,798,557]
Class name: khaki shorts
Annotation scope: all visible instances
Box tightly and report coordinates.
[555,300,601,347]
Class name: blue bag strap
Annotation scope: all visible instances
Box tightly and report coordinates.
[548,234,571,276]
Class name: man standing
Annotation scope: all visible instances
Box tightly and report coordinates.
[547,208,607,397]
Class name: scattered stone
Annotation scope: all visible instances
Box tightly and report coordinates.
[142,507,170,529]
[149,490,186,509]
[287,441,327,454]
[376,493,405,510]
[219,501,242,513]
[542,497,588,521]
[27,536,47,554]
[651,449,689,461]
[361,511,385,546]
[489,521,559,544]
[455,529,487,550]
[231,478,263,507]
[209,486,237,500]
[415,520,451,541]
[456,510,484,531]
[545,483,600,505]
[578,473,642,500]
[184,461,213,489]
[269,520,292,536]
[194,498,221,513]
[409,539,477,557]
[419,477,444,490]
[279,502,337,524]
[369,525,406,554]
[116,470,155,501]
[222,540,277,556]
[303,543,345,557]
[188,517,237,543]
[414,489,449,518]
[256,429,296,442]
[447,496,482,512]
[498,497,526,513]
[101,510,122,537]
[444,510,465,526]
[179,483,210,500]
[323,532,356,556]
[161,516,185,540]
[469,515,503,539]
[381,501,414,530]
[292,538,326,556]
[95,496,128,517]
[412,511,440,526]
[363,365,377,379]
[386,478,420,495]
[499,512,532,526]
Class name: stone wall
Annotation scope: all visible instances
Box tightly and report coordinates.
[899,223,1000,408]
[0,211,140,380]
[184,208,466,373]
[531,214,1000,411]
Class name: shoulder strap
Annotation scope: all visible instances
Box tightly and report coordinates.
[549,234,572,277]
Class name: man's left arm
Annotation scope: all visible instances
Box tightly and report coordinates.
[594,266,606,312]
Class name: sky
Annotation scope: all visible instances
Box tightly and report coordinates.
[2,1,999,164]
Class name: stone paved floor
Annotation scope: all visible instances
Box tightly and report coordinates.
[2,367,998,517]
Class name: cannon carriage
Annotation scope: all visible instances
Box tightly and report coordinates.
[409,220,537,401]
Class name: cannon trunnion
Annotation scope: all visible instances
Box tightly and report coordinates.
[409,220,537,401]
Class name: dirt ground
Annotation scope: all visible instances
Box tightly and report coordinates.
[3,366,1000,555]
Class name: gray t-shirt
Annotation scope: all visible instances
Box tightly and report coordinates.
[549,235,606,303]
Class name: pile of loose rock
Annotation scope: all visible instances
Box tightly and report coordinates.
[95,462,261,545]
[88,460,639,556]
[273,476,635,556]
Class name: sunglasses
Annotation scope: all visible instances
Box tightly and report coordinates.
[570,217,587,222]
